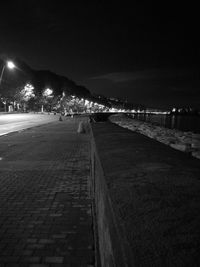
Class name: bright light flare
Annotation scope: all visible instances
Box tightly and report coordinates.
[43,88,53,97]
[7,61,15,69]
[23,83,35,100]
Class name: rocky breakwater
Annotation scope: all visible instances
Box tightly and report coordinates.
[109,114,200,160]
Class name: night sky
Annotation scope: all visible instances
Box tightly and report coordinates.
[1,1,200,109]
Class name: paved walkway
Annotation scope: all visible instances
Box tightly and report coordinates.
[0,116,95,266]
[92,121,200,267]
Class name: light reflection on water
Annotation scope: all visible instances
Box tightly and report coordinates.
[130,113,200,133]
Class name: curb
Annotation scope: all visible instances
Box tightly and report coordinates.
[90,123,134,267]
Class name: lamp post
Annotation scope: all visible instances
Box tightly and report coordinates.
[0,61,16,112]
[0,61,15,86]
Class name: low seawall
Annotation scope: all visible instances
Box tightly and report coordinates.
[90,121,200,267]
[90,127,133,267]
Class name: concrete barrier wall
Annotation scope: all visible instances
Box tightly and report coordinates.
[90,128,132,267]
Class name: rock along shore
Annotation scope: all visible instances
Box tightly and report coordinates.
[109,114,200,160]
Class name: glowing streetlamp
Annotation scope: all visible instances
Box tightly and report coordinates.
[43,88,53,97]
[0,60,16,87]
[41,88,54,113]
[0,61,16,112]
[7,61,15,69]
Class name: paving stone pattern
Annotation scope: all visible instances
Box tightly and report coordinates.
[0,117,95,266]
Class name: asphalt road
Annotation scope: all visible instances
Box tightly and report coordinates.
[0,113,60,136]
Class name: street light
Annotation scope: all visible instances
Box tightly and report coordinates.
[0,60,16,112]
[0,60,16,87]
[7,61,15,69]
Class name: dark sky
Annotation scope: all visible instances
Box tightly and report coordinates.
[0,0,200,108]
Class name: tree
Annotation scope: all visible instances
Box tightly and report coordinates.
[40,88,54,112]
[14,83,35,111]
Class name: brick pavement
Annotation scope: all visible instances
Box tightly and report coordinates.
[0,116,95,266]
